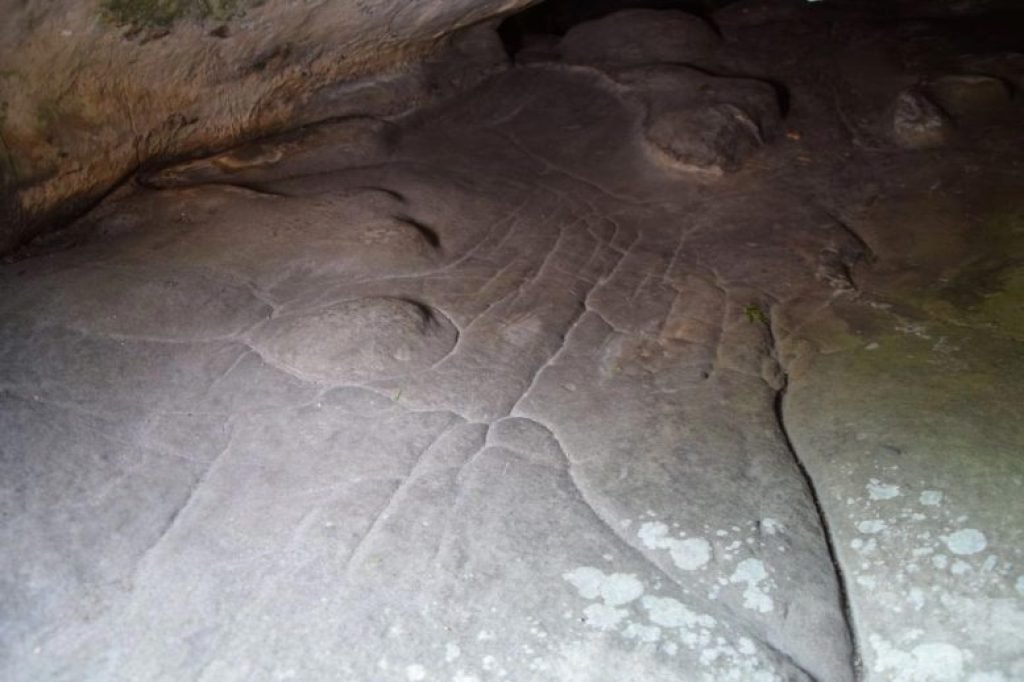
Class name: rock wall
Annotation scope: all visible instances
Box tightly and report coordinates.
[0,0,533,253]
[0,0,1017,253]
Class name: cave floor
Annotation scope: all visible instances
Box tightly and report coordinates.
[2,7,1023,682]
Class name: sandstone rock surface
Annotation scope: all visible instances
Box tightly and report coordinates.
[2,6,1023,682]
[0,0,525,252]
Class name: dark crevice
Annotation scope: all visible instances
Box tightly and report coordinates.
[394,215,442,249]
[766,315,863,682]
[821,210,876,264]
[3,166,139,263]
[135,176,294,198]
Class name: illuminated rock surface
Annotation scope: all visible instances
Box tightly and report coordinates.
[1,4,1023,681]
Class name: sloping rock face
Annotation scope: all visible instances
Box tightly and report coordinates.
[2,2,1024,682]
[0,0,533,253]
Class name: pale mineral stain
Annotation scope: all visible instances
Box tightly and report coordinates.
[920,490,943,506]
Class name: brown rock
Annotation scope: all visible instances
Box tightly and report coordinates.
[613,65,782,174]
[559,9,720,68]
[0,1,524,253]
[890,87,954,149]
[926,74,1013,120]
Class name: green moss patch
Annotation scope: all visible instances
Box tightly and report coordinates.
[98,0,253,31]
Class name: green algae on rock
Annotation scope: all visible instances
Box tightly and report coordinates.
[98,0,254,30]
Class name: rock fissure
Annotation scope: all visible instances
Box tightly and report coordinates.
[768,315,862,681]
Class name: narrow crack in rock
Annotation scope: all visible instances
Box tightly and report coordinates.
[768,314,863,681]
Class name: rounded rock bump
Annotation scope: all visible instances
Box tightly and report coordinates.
[253,296,458,384]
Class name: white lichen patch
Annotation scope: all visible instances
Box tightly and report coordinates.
[622,622,662,643]
[562,561,779,680]
[894,320,932,339]
[642,596,716,631]
[563,567,644,606]
[944,529,987,556]
[563,567,645,631]
[405,664,427,681]
[869,635,970,682]
[638,521,712,571]
[968,673,1010,682]
[729,558,774,613]
[841,465,1024,682]
[857,519,888,534]
[951,560,972,576]
[582,602,629,630]
[867,480,901,500]
[1016,575,1024,596]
